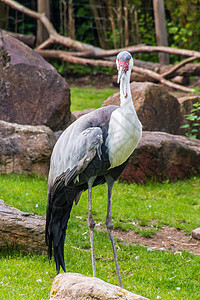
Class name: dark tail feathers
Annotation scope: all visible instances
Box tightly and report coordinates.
[45,190,73,274]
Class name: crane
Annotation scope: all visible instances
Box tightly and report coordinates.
[45,51,142,287]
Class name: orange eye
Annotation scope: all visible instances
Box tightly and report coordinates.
[117,59,119,62]
[127,58,130,62]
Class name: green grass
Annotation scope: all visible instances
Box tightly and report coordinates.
[1,85,200,299]
[0,174,200,299]
[70,87,117,112]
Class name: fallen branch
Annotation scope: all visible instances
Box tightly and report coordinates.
[1,0,103,53]
[0,199,46,254]
[134,59,200,78]
[36,49,115,67]
[36,49,194,92]
[2,30,35,47]
[1,0,198,92]
[161,56,198,79]
[91,45,200,59]
[36,48,200,79]
[3,0,200,60]
[133,65,195,92]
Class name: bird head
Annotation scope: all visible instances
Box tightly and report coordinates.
[116,51,133,84]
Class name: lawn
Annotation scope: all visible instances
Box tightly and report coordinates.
[0,174,200,300]
[70,87,116,111]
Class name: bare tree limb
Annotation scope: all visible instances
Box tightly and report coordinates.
[1,0,198,93]
[133,66,195,92]
[0,199,46,254]
[1,0,103,53]
[91,45,200,59]
[2,30,35,47]
[36,50,115,67]
[36,37,54,50]
[36,49,194,92]
[3,0,200,60]
[161,56,198,79]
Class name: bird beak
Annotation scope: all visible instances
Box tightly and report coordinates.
[117,66,124,83]
[117,61,129,83]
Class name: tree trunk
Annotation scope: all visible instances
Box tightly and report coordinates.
[107,0,117,48]
[0,2,9,29]
[0,199,46,254]
[68,0,75,39]
[153,0,169,65]
[124,0,129,46]
[37,0,50,46]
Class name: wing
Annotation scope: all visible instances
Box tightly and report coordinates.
[46,105,118,273]
[49,126,103,195]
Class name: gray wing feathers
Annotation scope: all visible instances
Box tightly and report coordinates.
[49,126,103,190]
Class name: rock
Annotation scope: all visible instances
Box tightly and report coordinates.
[0,33,71,131]
[50,273,149,300]
[0,199,46,254]
[178,95,200,139]
[178,95,200,115]
[0,120,56,177]
[120,131,200,183]
[102,82,183,135]
[192,228,200,240]
[72,108,96,119]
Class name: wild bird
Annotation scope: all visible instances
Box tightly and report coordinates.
[45,51,142,287]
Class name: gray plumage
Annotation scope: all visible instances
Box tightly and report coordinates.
[45,51,142,287]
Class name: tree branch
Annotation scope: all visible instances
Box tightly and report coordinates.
[3,0,200,59]
[91,45,200,59]
[161,56,198,79]
[1,0,198,93]
[1,0,102,53]
[133,66,195,92]
[36,49,115,67]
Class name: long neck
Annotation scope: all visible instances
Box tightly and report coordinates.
[119,70,134,111]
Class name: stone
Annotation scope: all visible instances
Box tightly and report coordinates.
[120,131,200,183]
[178,95,200,115]
[0,33,71,131]
[0,199,46,254]
[192,228,200,240]
[102,82,184,135]
[0,120,56,177]
[72,108,96,119]
[50,273,149,300]
[178,95,200,139]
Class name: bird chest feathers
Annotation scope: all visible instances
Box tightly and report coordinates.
[107,106,142,169]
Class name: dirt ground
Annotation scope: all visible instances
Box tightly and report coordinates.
[113,226,200,256]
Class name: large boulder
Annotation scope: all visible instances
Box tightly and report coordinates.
[120,131,200,183]
[102,82,184,135]
[0,120,56,177]
[72,108,96,119]
[0,33,71,131]
[50,273,149,300]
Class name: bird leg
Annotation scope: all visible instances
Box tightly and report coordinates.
[105,175,123,288]
[88,177,96,277]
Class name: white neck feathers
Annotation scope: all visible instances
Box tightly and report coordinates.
[107,68,142,168]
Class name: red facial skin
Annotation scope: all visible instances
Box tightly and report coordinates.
[118,61,129,72]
